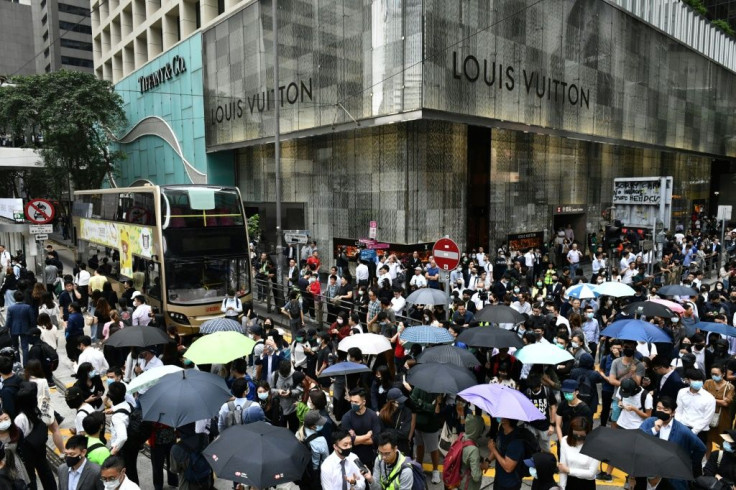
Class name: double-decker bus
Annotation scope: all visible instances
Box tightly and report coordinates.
[72,184,252,334]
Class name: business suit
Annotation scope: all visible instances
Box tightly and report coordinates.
[5,302,35,365]
[640,417,706,490]
[57,459,104,490]
[654,369,687,407]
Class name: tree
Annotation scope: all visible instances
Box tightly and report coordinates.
[0,70,127,192]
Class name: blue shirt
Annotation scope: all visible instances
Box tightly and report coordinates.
[426,266,440,288]
[495,428,525,487]
[66,312,85,339]
[304,427,329,469]
[581,318,600,344]
[67,458,87,490]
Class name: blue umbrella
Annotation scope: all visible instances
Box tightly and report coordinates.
[695,321,736,338]
[566,283,600,299]
[319,362,371,378]
[600,319,673,343]
[458,384,545,422]
[199,317,244,334]
[400,325,455,345]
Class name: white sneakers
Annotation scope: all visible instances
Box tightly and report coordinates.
[431,469,441,484]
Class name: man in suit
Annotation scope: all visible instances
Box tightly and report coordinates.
[5,290,35,366]
[652,355,687,407]
[58,434,104,490]
[287,258,299,289]
[640,396,706,490]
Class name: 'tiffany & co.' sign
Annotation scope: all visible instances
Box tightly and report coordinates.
[138,55,187,93]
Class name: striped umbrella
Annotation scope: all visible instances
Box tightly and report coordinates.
[400,325,455,346]
[199,317,244,334]
[565,283,599,299]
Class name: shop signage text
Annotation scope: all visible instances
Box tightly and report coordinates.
[508,231,544,251]
[613,179,662,204]
[452,51,590,109]
[209,78,313,125]
[138,55,187,93]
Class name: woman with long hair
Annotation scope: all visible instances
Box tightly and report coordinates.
[93,297,111,341]
[73,362,105,410]
[370,364,397,411]
[23,360,64,453]
[102,310,125,367]
[31,283,46,311]
[14,384,56,490]
[36,313,59,350]
[0,411,30,486]
[559,416,599,490]
[256,381,282,424]
[378,388,412,455]
[38,293,60,328]
[0,267,16,308]
[101,281,118,309]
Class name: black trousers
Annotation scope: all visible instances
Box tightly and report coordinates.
[151,442,178,490]
[120,441,141,484]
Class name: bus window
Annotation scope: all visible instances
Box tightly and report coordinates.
[147,261,161,300]
[166,256,249,305]
[122,192,156,225]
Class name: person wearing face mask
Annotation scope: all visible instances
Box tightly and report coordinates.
[0,440,28,489]
[651,355,686,409]
[640,396,706,490]
[558,416,598,490]
[689,333,713,376]
[296,410,330,489]
[704,365,734,458]
[100,455,138,489]
[341,388,382,469]
[378,389,412,455]
[603,341,645,399]
[555,380,593,453]
[255,381,282,424]
[273,359,303,433]
[320,430,367,489]
[525,452,559,490]
[58,434,103,490]
[675,369,716,444]
[580,307,600,359]
[704,429,736,483]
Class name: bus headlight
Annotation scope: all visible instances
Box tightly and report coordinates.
[168,311,190,325]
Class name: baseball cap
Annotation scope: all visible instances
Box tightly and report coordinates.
[250,325,263,336]
[304,410,327,428]
[131,291,143,299]
[619,378,639,397]
[387,388,407,404]
[561,379,578,393]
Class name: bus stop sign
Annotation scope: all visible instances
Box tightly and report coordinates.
[24,199,55,224]
[433,238,460,270]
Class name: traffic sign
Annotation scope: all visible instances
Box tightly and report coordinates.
[34,234,48,241]
[718,205,733,221]
[433,237,460,270]
[369,221,377,239]
[24,199,55,224]
[284,230,309,244]
[29,224,53,234]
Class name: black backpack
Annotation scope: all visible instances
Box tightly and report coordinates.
[513,426,542,478]
[39,341,59,372]
[297,433,323,490]
[576,374,595,408]
[184,450,212,486]
[115,403,153,447]
[288,299,301,317]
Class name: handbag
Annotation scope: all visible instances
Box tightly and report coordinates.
[438,421,458,457]
[711,382,733,428]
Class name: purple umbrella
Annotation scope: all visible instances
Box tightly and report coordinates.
[457,384,545,422]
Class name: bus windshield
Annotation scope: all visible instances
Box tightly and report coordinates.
[161,186,244,228]
[166,256,250,305]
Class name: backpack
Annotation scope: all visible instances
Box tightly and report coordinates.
[512,426,542,478]
[115,403,153,447]
[184,450,212,485]
[576,374,595,408]
[288,299,301,318]
[384,456,427,490]
[39,341,59,372]
[224,400,251,428]
[297,432,323,490]
[442,433,476,488]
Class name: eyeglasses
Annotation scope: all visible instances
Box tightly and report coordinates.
[378,450,395,458]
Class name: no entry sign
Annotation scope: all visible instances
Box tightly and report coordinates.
[24,199,55,224]
[433,237,460,270]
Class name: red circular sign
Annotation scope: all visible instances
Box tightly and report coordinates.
[432,238,460,270]
[24,199,55,224]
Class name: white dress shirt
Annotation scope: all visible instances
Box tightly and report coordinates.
[391,296,406,314]
[559,436,599,488]
[651,420,673,441]
[131,304,152,326]
[110,401,130,452]
[78,347,109,374]
[68,458,87,490]
[355,264,369,282]
[119,476,141,489]
[75,269,91,287]
[675,387,716,434]
[409,274,427,289]
[320,452,366,490]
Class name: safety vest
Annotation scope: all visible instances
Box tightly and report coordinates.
[379,452,406,490]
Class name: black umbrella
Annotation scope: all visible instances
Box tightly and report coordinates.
[474,305,525,324]
[140,370,231,427]
[456,326,524,349]
[417,345,480,368]
[203,421,310,488]
[621,301,674,318]
[580,427,693,480]
[657,285,698,297]
[105,325,171,348]
[406,362,477,394]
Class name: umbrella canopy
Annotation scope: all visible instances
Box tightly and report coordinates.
[621,301,674,319]
[405,288,449,306]
[199,317,245,334]
[416,345,480,368]
[594,282,636,298]
[565,283,600,300]
[474,305,525,325]
[514,343,574,365]
[105,326,171,348]
[399,325,454,346]
[406,362,477,394]
[657,285,698,297]
[458,384,545,422]
[580,426,693,479]
[318,361,371,377]
[695,321,736,338]
[338,333,392,355]
[455,326,524,349]
[203,421,310,488]
[649,298,686,314]
[601,319,673,343]
[184,331,256,365]
[127,365,183,394]
[140,370,231,427]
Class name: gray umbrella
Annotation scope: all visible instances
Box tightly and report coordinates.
[199,317,244,334]
[657,285,698,297]
[474,305,525,324]
[406,288,449,306]
[417,345,480,368]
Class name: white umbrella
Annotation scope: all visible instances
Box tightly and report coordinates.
[593,281,636,298]
[127,365,183,394]
[338,333,392,355]
[515,343,574,365]
[565,283,599,300]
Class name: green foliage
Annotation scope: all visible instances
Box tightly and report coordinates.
[0,71,127,192]
[712,19,736,37]
[681,0,708,16]
[247,214,261,241]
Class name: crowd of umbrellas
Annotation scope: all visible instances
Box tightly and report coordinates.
[96,279,727,486]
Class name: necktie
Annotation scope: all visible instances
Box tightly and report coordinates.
[341,459,348,490]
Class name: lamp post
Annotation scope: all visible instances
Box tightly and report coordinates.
[272,0,284,296]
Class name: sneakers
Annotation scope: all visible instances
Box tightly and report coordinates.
[431,470,441,484]
[596,472,613,481]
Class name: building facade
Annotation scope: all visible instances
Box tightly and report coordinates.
[109,0,736,255]
[32,0,94,73]
[0,0,36,76]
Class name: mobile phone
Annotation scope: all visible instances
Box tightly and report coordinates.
[356,460,369,474]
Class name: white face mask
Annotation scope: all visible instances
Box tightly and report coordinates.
[103,479,122,490]
[0,420,11,431]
